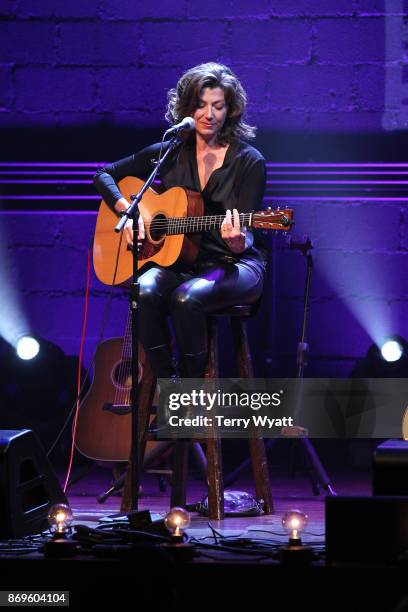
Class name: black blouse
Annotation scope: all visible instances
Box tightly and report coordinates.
[93,137,268,265]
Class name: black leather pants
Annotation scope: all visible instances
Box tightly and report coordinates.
[138,257,265,378]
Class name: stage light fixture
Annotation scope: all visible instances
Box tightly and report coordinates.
[352,335,408,378]
[15,335,40,361]
[282,509,308,545]
[380,338,403,363]
[164,507,191,542]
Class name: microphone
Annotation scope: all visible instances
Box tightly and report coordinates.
[164,117,195,137]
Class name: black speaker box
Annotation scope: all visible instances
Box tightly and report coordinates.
[0,429,67,538]
[326,495,408,564]
[373,439,408,495]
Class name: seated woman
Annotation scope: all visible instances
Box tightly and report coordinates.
[94,62,267,379]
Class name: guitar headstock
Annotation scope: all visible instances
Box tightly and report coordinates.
[252,207,294,231]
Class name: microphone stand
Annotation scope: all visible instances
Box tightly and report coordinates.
[114,133,182,511]
[288,237,336,496]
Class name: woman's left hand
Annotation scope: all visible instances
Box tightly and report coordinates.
[221,209,246,254]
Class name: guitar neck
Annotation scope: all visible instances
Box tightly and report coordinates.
[165,213,253,235]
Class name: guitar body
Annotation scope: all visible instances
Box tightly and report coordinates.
[94,177,203,286]
[74,339,156,462]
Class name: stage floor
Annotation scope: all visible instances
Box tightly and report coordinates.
[66,463,371,543]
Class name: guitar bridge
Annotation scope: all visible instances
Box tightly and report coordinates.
[103,403,131,416]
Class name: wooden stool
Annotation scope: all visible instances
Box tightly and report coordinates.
[171,304,274,519]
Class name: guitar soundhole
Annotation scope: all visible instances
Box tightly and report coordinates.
[149,214,167,242]
[112,359,143,389]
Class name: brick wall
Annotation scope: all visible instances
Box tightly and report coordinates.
[0,1,390,133]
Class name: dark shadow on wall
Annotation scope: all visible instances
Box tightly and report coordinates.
[1,126,408,162]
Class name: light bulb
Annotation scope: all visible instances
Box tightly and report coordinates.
[164,507,191,541]
[282,509,308,544]
[16,336,40,360]
[381,339,403,363]
[48,503,73,536]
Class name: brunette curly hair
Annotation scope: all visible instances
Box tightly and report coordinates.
[165,62,256,144]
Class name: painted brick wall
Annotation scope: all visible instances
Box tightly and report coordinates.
[0,1,392,132]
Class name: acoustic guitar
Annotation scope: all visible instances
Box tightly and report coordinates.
[93,176,293,286]
[74,309,157,462]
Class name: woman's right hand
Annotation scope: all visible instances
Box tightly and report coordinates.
[114,197,145,250]
[124,215,145,250]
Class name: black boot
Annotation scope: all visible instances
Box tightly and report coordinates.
[144,344,175,378]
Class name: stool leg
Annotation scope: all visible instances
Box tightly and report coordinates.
[205,317,218,378]
[206,438,224,519]
[230,317,274,514]
[170,441,189,508]
[230,317,253,377]
[205,317,224,519]
[248,439,274,513]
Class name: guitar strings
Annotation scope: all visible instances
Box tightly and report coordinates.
[142,213,254,235]
[114,306,132,407]
[123,309,132,406]
[124,311,132,406]
[114,308,124,406]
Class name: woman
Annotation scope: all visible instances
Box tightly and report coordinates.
[94,62,267,378]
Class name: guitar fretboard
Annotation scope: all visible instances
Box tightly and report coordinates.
[122,308,132,360]
[150,213,253,235]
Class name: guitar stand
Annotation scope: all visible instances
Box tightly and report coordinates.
[225,237,336,497]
